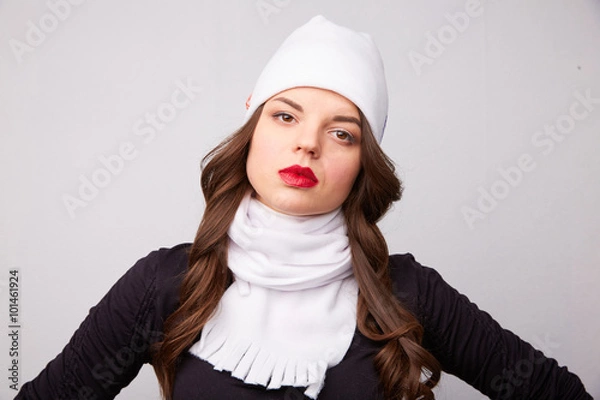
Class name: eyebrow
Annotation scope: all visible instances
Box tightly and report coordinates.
[272,97,361,127]
[273,97,304,112]
[332,115,361,128]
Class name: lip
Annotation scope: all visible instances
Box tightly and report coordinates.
[278,165,319,188]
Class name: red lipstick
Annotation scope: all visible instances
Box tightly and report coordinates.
[278,165,318,188]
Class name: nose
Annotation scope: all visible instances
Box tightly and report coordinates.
[295,124,321,158]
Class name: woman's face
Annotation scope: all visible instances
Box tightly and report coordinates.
[246,87,362,216]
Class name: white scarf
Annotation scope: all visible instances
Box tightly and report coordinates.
[189,193,358,398]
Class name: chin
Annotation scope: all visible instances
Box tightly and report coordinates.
[269,199,319,216]
[254,189,339,216]
[279,203,336,217]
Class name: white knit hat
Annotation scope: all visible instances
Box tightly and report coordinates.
[244,15,389,143]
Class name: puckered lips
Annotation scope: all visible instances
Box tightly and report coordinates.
[278,165,319,188]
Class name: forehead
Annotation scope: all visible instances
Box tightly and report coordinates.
[265,87,360,116]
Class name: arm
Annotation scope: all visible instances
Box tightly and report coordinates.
[15,245,186,400]
[389,254,593,400]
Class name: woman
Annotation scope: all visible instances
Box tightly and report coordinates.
[17,15,592,400]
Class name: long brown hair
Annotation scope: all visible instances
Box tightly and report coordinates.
[152,105,441,399]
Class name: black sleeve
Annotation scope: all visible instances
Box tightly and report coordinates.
[15,244,189,400]
[389,253,593,400]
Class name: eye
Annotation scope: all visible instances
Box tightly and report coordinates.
[273,112,295,123]
[333,130,355,143]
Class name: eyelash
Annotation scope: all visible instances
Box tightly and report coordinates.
[272,112,356,144]
[332,130,355,144]
[273,112,295,123]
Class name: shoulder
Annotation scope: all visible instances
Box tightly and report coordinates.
[388,253,447,308]
[120,243,190,298]
[388,253,500,367]
[387,253,468,327]
[143,242,191,283]
[138,243,191,325]
[109,243,191,331]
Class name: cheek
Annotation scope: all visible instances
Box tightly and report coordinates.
[328,153,362,189]
[246,143,263,185]
[249,125,282,159]
[246,133,278,184]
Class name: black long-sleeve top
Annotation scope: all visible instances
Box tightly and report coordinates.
[16,243,593,399]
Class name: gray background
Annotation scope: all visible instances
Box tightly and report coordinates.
[1,0,599,398]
